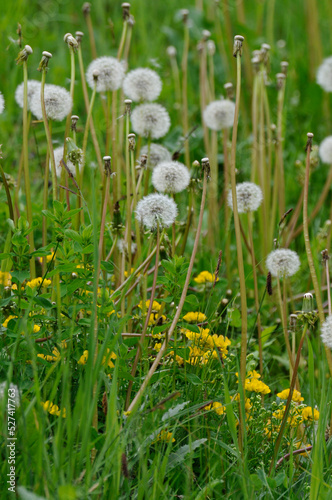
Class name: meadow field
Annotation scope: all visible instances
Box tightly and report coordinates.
[1,0,332,498]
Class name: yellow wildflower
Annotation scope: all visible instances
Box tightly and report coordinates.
[40,252,55,264]
[154,343,162,352]
[37,348,60,362]
[153,430,175,443]
[204,401,226,416]
[183,312,207,323]
[138,300,161,312]
[245,377,271,395]
[302,406,319,422]
[33,325,41,334]
[26,277,51,289]
[148,313,166,326]
[247,370,261,380]
[0,271,11,286]
[277,389,304,402]
[194,271,218,284]
[234,394,252,413]
[2,315,17,328]
[41,400,66,417]
[78,350,89,365]
[102,349,117,369]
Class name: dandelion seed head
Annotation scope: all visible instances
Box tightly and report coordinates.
[317,56,332,92]
[321,315,332,349]
[0,92,4,114]
[135,193,178,230]
[123,68,162,102]
[117,239,137,255]
[319,136,332,164]
[15,80,41,110]
[203,99,235,130]
[152,161,190,193]
[30,84,72,121]
[140,143,172,169]
[266,249,300,278]
[227,182,263,213]
[86,56,125,92]
[50,146,83,178]
[131,103,171,139]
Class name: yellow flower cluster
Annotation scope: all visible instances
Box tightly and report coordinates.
[2,315,17,328]
[203,401,226,416]
[183,328,231,365]
[41,400,66,418]
[265,404,319,438]
[277,388,304,402]
[153,430,175,443]
[244,371,271,395]
[153,343,185,366]
[194,271,218,284]
[78,349,117,368]
[0,271,11,286]
[234,393,252,414]
[26,277,51,289]
[38,348,60,362]
[183,311,207,323]
[40,252,55,264]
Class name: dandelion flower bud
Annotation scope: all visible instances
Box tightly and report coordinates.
[319,136,332,164]
[30,84,72,121]
[131,103,170,139]
[266,248,300,278]
[15,80,41,109]
[321,315,332,349]
[203,99,235,130]
[0,92,5,114]
[51,146,83,178]
[86,56,125,92]
[317,56,332,92]
[227,182,263,213]
[123,68,162,102]
[136,193,178,230]
[140,143,171,169]
[152,161,190,194]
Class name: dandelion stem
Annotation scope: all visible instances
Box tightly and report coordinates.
[303,133,332,377]
[127,160,208,413]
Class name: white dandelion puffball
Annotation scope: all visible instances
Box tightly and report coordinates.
[317,56,332,92]
[123,68,162,102]
[0,92,5,114]
[86,56,125,92]
[227,182,263,213]
[30,84,72,121]
[140,143,172,169]
[50,146,83,178]
[131,103,171,139]
[117,239,137,255]
[152,161,191,193]
[319,136,332,164]
[136,193,178,230]
[321,315,332,349]
[266,249,300,278]
[203,99,235,130]
[15,80,41,109]
[0,382,20,407]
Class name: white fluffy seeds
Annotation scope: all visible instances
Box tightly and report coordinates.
[321,315,332,349]
[140,143,172,169]
[131,103,171,139]
[152,161,190,193]
[203,99,235,130]
[136,193,178,230]
[86,56,125,92]
[123,68,162,102]
[319,136,332,164]
[266,249,300,278]
[317,56,332,92]
[227,182,263,213]
[15,80,41,110]
[30,84,72,121]
[50,146,83,178]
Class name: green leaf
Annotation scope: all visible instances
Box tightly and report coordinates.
[184,294,199,306]
[11,270,30,283]
[167,438,207,472]
[100,260,114,273]
[228,308,242,328]
[33,296,53,309]
[185,373,202,386]
[42,210,58,223]
[64,229,82,243]
[0,252,11,261]
[261,325,277,347]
